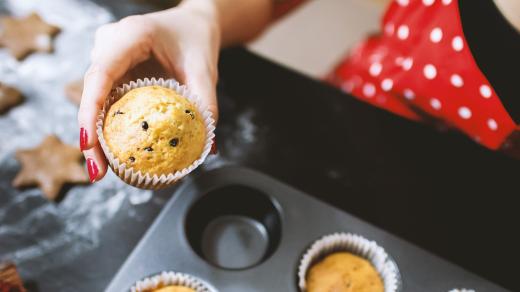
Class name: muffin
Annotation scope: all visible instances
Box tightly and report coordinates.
[298,233,400,292]
[103,85,206,176]
[152,286,195,292]
[130,271,214,292]
[306,252,383,292]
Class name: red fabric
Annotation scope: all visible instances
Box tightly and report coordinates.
[327,0,517,150]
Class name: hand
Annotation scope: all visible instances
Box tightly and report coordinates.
[78,4,221,183]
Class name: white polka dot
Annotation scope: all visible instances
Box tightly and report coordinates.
[451,74,464,87]
[402,57,413,71]
[363,83,376,97]
[384,23,395,36]
[430,98,442,110]
[430,27,443,43]
[369,62,383,77]
[403,89,415,100]
[452,36,464,51]
[442,0,452,4]
[458,107,472,119]
[487,119,498,131]
[423,0,435,5]
[397,25,410,40]
[479,85,492,98]
[423,64,437,79]
[381,79,393,91]
[397,0,409,6]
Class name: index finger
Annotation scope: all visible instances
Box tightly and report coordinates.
[78,17,154,151]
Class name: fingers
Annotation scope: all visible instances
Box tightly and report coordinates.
[183,60,219,155]
[83,143,108,183]
[78,15,155,152]
[78,67,113,151]
[184,59,219,124]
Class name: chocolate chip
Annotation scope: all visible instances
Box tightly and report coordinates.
[129,157,135,162]
[144,146,153,152]
[141,121,148,131]
[113,110,124,117]
[185,109,195,119]
[169,138,179,147]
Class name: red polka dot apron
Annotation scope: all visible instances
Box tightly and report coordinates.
[327,0,517,150]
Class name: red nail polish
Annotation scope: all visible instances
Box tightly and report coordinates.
[80,127,88,151]
[87,158,99,183]
[210,137,218,155]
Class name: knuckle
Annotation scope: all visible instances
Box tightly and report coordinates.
[119,15,156,40]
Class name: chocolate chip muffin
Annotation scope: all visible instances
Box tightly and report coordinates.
[306,252,384,292]
[103,85,206,176]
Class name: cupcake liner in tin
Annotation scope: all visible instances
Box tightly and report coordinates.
[298,232,401,292]
[130,271,216,292]
[448,289,476,292]
[96,78,216,189]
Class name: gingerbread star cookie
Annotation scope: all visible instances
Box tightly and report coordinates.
[0,262,26,292]
[0,13,60,60]
[64,79,83,105]
[0,82,23,114]
[13,135,89,200]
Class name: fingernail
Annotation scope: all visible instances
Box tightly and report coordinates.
[80,127,88,151]
[87,158,99,183]
[210,137,218,155]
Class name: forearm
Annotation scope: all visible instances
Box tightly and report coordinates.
[180,0,273,47]
[493,0,520,32]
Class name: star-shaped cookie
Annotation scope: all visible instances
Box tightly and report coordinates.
[0,82,23,114]
[0,13,60,60]
[13,135,89,201]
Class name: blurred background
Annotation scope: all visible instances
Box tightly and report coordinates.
[249,0,385,77]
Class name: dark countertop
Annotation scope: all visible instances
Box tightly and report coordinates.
[21,47,519,292]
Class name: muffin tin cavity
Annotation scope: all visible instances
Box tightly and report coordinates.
[185,185,282,270]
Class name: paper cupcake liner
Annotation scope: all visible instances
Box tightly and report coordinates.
[130,271,216,292]
[448,289,476,292]
[297,232,401,292]
[96,78,216,189]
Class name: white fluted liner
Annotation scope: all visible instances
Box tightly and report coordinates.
[130,271,216,292]
[448,289,476,292]
[298,232,401,292]
[96,78,215,189]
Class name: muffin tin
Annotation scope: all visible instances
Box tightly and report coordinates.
[106,166,507,291]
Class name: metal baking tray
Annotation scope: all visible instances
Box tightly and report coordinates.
[106,166,507,291]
